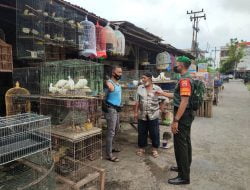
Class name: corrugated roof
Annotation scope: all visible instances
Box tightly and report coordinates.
[111,21,163,42]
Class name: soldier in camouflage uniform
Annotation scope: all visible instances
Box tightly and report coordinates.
[156,56,194,185]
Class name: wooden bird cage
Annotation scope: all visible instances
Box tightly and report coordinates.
[5,82,31,116]
[0,39,13,72]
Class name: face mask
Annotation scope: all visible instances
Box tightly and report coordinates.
[113,73,121,80]
[173,66,181,73]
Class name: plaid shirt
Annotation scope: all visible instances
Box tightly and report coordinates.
[136,84,166,121]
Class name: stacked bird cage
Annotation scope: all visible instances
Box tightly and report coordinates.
[40,59,103,97]
[0,39,13,72]
[63,7,77,49]
[5,82,31,116]
[16,0,45,60]
[40,96,102,131]
[0,113,54,190]
[0,113,51,165]
[13,67,41,95]
[51,127,104,190]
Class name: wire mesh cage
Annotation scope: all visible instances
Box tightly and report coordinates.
[40,59,103,97]
[5,82,31,116]
[51,128,104,190]
[16,0,46,60]
[79,17,97,58]
[114,26,125,56]
[13,67,41,95]
[0,113,51,165]
[44,0,65,47]
[0,39,13,72]
[105,23,116,54]
[0,150,55,190]
[156,51,171,70]
[96,21,107,59]
[63,7,77,49]
[40,96,102,131]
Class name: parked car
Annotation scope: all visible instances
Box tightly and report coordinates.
[228,74,234,79]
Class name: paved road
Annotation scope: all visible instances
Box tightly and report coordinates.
[104,80,250,190]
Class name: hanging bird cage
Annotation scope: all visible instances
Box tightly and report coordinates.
[105,23,116,54]
[79,17,97,57]
[95,21,107,59]
[156,51,171,70]
[0,39,13,72]
[5,81,31,116]
[114,26,125,56]
[140,50,149,65]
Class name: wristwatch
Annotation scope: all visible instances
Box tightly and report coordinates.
[174,117,179,122]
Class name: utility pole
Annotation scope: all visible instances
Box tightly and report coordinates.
[212,47,220,69]
[187,9,206,58]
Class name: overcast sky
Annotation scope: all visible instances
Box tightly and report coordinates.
[68,0,250,62]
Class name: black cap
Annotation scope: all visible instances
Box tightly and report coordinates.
[142,72,153,78]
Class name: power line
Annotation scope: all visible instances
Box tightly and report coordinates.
[187,9,206,58]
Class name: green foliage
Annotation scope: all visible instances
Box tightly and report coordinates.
[220,38,246,73]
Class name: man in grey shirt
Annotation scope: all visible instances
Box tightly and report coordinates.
[134,72,167,158]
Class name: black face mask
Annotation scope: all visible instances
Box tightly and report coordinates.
[113,74,121,80]
[173,66,181,73]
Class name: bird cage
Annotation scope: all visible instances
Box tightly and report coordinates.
[114,26,125,56]
[140,50,149,65]
[5,82,31,116]
[40,96,102,130]
[95,21,107,59]
[0,39,13,72]
[63,7,77,49]
[13,67,41,95]
[0,113,54,190]
[16,0,45,60]
[0,113,51,165]
[105,23,116,54]
[40,59,103,97]
[156,51,171,70]
[79,17,97,57]
[51,127,104,190]
[0,150,55,190]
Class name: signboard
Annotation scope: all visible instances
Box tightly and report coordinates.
[188,63,197,73]
[198,63,208,72]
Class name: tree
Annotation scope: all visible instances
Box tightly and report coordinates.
[220,38,245,74]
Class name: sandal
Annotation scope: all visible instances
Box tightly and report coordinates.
[136,149,145,157]
[152,150,159,158]
[106,156,120,162]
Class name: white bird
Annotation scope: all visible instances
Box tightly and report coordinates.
[58,88,68,95]
[132,80,139,86]
[83,87,92,93]
[49,83,58,94]
[75,78,88,89]
[55,79,68,88]
[64,76,75,90]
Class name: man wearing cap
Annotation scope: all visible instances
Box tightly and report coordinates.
[134,72,167,158]
[156,56,194,185]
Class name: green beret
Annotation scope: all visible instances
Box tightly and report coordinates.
[176,56,191,64]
